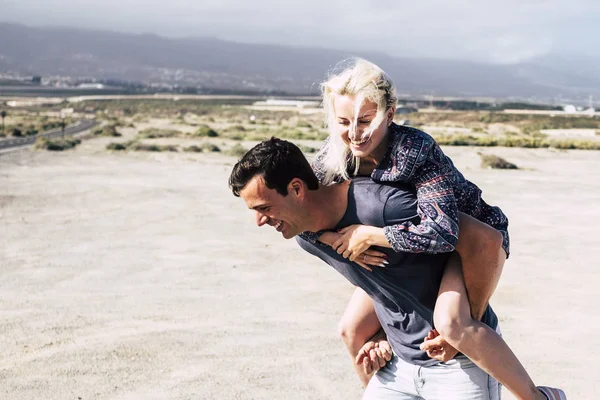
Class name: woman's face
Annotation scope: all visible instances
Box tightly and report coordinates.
[332,94,391,160]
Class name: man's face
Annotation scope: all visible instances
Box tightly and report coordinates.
[239,175,309,239]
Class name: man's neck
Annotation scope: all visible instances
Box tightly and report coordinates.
[307,181,350,232]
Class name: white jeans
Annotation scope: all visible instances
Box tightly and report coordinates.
[363,354,501,400]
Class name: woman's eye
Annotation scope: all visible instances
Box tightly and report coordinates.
[358,120,371,124]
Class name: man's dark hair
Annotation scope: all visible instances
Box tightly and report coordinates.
[229,137,319,197]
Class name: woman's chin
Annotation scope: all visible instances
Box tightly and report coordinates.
[350,144,371,158]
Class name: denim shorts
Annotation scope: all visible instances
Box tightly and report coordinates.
[363,354,501,400]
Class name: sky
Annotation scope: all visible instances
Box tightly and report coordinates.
[2,0,599,64]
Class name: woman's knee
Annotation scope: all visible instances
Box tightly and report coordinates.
[338,316,361,346]
[433,292,473,345]
[338,316,378,353]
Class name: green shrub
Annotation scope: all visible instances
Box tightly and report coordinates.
[24,126,39,136]
[227,143,248,158]
[243,132,269,141]
[297,120,312,128]
[34,137,81,151]
[94,125,122,137]
[298,144,317,153]
[480,154,518,169]
[130,143,178,152]
[195,124,219,137]
[184,145,203,152]
[202,143,221,152]
[184,143,221,153]
[138,128,181,138]
[106,142,127,151]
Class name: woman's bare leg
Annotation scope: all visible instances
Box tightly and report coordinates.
[338,286,382,387]
[433,253,545,400]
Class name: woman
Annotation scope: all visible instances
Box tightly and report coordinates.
[302,58,565,400]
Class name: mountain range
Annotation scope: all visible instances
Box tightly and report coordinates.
[0,22,598,101]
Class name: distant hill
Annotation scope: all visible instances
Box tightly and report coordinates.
[0,22,598,100]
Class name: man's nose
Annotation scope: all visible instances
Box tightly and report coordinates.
[256,212,269,227]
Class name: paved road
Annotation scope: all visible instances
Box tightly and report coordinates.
[0,120,99,151]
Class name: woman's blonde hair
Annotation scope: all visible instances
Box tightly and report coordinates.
[319,58,397,184]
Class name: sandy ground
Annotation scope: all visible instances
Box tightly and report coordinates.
[1,139,599,400]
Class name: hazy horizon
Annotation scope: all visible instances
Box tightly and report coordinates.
[2,0,599,65]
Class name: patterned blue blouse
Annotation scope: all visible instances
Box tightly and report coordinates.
[308,123,510,255]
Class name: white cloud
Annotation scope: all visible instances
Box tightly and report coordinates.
[1,0,599,63]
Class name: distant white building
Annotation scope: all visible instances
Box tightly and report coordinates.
[77,83,105,89]
[7,98,64,107]
[582,107,596,115]
[254,99,320,108]
[563,104,577,113]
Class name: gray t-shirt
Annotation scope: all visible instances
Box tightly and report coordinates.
[296,177,498,366]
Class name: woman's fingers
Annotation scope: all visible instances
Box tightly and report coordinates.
[360,253,387,267]
[355,260,373,272]
[363,249,387,258]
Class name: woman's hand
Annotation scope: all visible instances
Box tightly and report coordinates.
[332,225,383,262]
[319,230,387,272]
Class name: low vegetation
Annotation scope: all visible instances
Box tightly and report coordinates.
[226,143,248,158]
[34,136,81,151]
[106,142,128,151]
[479,154,518,169]
[129,143,178,152]
[184,143,221,153]
[194,124,219,137]
[93,124,122,137]
[433,134,600,150]
[138,128,182,138]
[297,144,317,153]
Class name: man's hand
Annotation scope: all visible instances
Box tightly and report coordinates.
[419,329,459,362]
[355,337,393,375]
[320,231,387,272]
[332,224,380,262]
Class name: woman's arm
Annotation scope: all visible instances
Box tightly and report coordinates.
[383,141,460,254]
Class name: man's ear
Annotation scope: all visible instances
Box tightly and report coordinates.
[289,178,304,198]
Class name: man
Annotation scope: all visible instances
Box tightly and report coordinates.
[228,138,503,399]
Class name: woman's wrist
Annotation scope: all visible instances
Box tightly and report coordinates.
[365,226,389,247]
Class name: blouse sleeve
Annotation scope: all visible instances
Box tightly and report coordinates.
[382,138,459,254]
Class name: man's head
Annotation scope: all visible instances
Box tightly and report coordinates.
[229,137,319,239]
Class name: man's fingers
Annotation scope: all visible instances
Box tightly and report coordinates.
[342,249,351,259]
[332,240,341,251]
[362,357,373,375]
[379,341,393,361]
[355,349,367,365]
[426,349,445,362]
[374,348,386,369]
[420,335,445,351]
[338,226,351,234]
[369,349,380,370]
